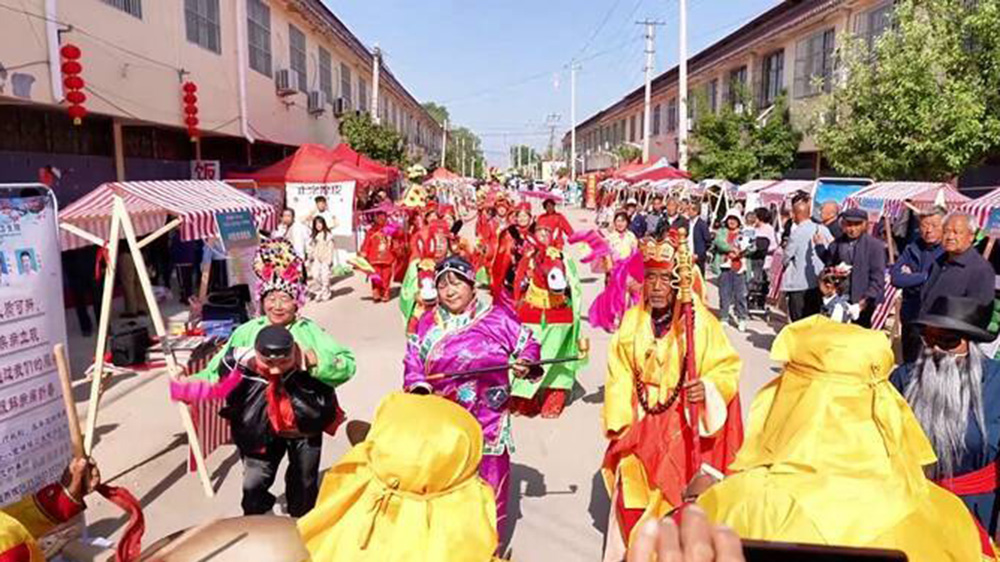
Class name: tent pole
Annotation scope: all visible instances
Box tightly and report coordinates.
[136,217,183,250]
[83,211,121,455]
[59,223,106,247]
[112,195,215,497]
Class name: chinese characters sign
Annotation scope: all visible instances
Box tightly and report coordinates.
[191,160,221,181]
[286,181,356,237]
[215,210,259,252]
[0,186,70,505]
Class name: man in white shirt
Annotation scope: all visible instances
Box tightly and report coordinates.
[301,196,338,233]
[273,207,309,258]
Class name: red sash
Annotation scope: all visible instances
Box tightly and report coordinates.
[935,463,997,496]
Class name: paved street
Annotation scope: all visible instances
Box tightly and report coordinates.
[74,207,781,561]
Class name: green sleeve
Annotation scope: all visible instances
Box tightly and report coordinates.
[298,321,357,388]
[190,320,262,382]
[713,231,732,253]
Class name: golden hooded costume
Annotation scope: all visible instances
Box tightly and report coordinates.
[698,316,996,562]
[297,392,501,562]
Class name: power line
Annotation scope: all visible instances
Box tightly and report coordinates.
[571,0,628,62]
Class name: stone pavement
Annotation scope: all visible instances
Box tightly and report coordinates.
[68,207,782,561]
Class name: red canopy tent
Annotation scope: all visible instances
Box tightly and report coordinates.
[612,161,647,179]
[228,144,361,184]
[629,165,690,183]
[329,143,400,181]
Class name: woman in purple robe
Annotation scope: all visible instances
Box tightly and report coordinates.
[404,255,541,536]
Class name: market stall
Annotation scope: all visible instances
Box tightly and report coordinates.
[757,179,816,208]
[844,181,970,220]
[59,179,278,498]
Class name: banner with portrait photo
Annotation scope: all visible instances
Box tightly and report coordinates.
[286,181,356,237]
[0,185,72,506]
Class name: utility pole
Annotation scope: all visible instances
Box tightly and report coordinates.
[460,137,466,177]
[637,19,665,163]
[678,0,689,170]
[441,119,448,169]
[545,113,561,161]
[371,44,381,123]
[570,63,581,181]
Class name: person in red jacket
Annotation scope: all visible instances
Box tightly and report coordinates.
[492,202,535,307]
[360,211,397,303]
[536,196,574,247]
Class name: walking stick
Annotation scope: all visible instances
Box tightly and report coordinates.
[427,338,590,381]
[675,230,701,478]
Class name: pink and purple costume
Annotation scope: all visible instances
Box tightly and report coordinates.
[403,297,540,535]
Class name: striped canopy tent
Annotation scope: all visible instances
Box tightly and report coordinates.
[59,180,278,250]
[844,181,970,220]
[735,179,780,200]
[758,179,816,207]
[959,187,1000,229]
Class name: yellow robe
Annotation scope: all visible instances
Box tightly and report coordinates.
[602,300,741,543]
[0,486,78,561]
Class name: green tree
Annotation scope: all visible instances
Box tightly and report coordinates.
[688,89,801,183]
[338,112,408,167]
[814,0,1000,181]
[614,144,642,164]
[509,144,541,175]
[444,127,484,176]
[422,102,450,126]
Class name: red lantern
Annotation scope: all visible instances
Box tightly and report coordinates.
[181,81,199,141]
[60,43,86,125]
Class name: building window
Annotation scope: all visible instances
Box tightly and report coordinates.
[318,47,333,102]
[652,104,662,136]
[185,0,220,53]
[247,0,271,77]
[794,28,836,98]
[288,24,307,93]
[667,98,678,132]
[340,63,353,108]
[629,115,636,142]
[727,66,747,107]
[358,79,368,113]
[708,79,719,113]
[760,49,785,107]
[857,3,894,52]
[101,0,142,18]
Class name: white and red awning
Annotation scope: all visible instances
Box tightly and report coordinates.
[959,187,1000,228]
[844,181,969,219]
[60,180,278,249]
[758,180,816,207]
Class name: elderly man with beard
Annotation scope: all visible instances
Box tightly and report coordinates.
[891,295,1000,536]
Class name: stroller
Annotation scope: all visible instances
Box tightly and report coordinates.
[745,252,771,322]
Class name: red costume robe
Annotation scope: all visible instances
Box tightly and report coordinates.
[360,224,396,302]
[536,211,574,247]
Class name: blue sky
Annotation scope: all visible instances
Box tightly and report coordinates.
[326,0,782,167]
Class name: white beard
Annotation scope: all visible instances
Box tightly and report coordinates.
[905,345,987,479]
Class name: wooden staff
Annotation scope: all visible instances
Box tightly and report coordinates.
[427,338,590,381]
[675,228,701,477]
[54,343,85,458]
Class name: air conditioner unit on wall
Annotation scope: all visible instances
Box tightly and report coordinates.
[308,91,328,116]
[275,69,299,97]
[332,98,347,117]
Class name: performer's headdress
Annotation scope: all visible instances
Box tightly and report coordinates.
[640,235,678,272]
[253,238,306,304]
[435,255,475,285]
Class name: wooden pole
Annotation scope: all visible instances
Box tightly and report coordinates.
[82,211,121,454]
[113,195,215,497]
[883,215,896,264]
[985,236,996,261]
[54,343,85,459]
[136,217,183,250]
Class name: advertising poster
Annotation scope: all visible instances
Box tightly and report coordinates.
[856,197,886,222]
[986,208,1000,238]
[813,179,872,206]
[0,185,72,506]
[286,181,356,237]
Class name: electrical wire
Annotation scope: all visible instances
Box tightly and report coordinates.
[571,0,628,62]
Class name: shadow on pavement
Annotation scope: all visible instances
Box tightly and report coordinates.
[746,329,776,351]
[89,459,189,538]
[88,423,120,451]
[581,385,604,405]
[505,463,580,549]
[588,470,610,536]
[211,448,241,493]
[104,433,185,485]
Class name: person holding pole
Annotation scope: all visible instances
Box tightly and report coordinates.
[172,239,356,517]
[600,232,742,562]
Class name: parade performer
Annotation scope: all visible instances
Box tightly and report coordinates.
[536,196,574,246]
[174,239,356,517]
[601,231,742,561]
[508,224,586,418]
[359,211,397,303]
[298,392,504,562]
[491,202,535,307]
[699,316,996,562]
[403,256,541,536]
[398,250,440,335]
[892,296,1000,536]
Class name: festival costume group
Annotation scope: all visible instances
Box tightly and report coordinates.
[6,191,1000,561]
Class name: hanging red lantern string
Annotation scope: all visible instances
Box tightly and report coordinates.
[60,43,87,125]
[182,81,199,142]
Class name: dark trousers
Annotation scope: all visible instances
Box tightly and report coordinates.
[719,269,748,322]
[855,303,875,329]
[785,288,821,322]
[901,322,923,364]
[174,264,198,303]
[241,434,322,517]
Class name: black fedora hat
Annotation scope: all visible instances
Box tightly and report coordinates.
[914,296,995,343]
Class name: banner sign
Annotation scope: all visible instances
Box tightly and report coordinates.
[985,208,1000,238]
[0,185,71,506]
[813,180,871,206]
[286,181,356,237]
[215,210,259,252]
[191,160,221,181]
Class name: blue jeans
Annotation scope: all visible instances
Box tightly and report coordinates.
[719,269,748,322]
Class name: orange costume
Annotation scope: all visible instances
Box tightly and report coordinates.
[360,221,397,302]
[536,210,574,247]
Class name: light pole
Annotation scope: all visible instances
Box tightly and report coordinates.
[678,0,689,170]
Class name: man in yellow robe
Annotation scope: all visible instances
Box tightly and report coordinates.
[601,234,743,561]
[699,316,997,562]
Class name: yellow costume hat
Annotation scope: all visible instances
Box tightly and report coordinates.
[297,392,499,562]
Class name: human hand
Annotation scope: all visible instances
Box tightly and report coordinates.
[626,505,744,562]
[511,358,531,379]
[682,471,719,503]
[901,265,912,274]
[300,347,318,370]
[684,380,706,403]
[61,457,101,503]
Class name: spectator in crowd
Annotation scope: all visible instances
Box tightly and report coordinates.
[817,201,843,241]
[661,196,690,234]
[891,207,946,363]
[537,196,574,245]
[781,199,829,321]
[170,230,202,305]
[745,209,776,310]
[62,246,101,336]
[273,207,310,259]
[818,265,855,324]
[644,194,667,237]
[687,200,712,275]
[625,198,646,239]
[714,212,749,332]
[815,208,886,328]
[920,213,996,317]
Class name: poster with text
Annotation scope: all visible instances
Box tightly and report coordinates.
[0,185,71,506]
[286,181,356,237]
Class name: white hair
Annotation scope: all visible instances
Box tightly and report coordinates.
[944,212,979,233]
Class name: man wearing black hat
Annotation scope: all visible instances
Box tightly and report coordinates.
[815,208,886,328]
[891,296,1000,535]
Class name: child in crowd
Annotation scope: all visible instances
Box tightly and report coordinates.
[819,264,857,323]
